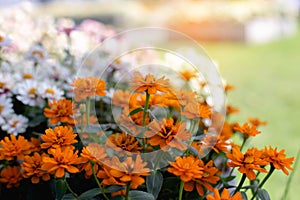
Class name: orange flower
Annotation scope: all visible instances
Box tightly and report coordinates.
[41,126,77,152]
[0,166,22,188]
[71,76,106,102]
[184,160,220,196]
[262,146,294,175]
[21,152,50,184]
[165,89,197,107]
[227,146,268,180]
[226,105,239,115]
[145,118,192,151]
[201,135,230,154]
[183,102,211,119]
[108,155,150,189]
[224,84,235,92]
[44,99,74,126]
[221,122,234,140]
[180,70,197,81]
[42,147,81,178]
[130,72,171,94]
[233,122,260,137]
[248,117,267,127]
[80,143,108,178]
[112,90,131,107]
[206,188,243,200]
[106,132,142,155]
[0,135,33,161]
[168,155,203,182]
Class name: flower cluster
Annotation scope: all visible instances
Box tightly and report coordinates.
[0,5,295,200]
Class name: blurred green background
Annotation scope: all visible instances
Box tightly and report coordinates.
[203,29,300,199]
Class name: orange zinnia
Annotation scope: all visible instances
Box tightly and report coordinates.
[233,122,260,137]
[226,105,239,115]
[165,89,197,107]
[206,188,243,200]
[227,146,268,180]
[201,135,230,154]
[21,152,50,184]
[183,102,211,119]
[0,166,22,188]
[71,76,106,102]
[168,155,203,182]
[41,126,77,152]
[44,99,75,126]
[144,118,192,151]
[0,135,33,161]
[130,72,171,94]
[248,117,267,127]
[184,160,220,196]
[42,147,81,178]
[80,143,108,178]
[262,146,294,175]
[180,70,197,81]
[106,132,142,155]
[112,90,131,107]
[108,155,150,189]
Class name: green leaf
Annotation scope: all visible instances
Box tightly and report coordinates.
[240,191,248,200]
[29,115,46,127]
[146,171,163,199]
[55,179,67,200]
[62,193,76,200]
[78,186,125,200]
[128,107,143,116]
[128,191,155,200]
[257,189,271,200]
[222,176,236,182]
[78,188,101,200]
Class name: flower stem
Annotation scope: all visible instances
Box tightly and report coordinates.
[125,182,131,200]
[86,97,91,126]
[91,163,110,200]
[142,92,150,126]
[178,180,184,200]
[142,92,150,151]
[234,174,246,194]
[251,165,275,200]
[64,177,78,199]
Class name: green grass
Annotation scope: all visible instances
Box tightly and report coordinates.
[200,32,300,199]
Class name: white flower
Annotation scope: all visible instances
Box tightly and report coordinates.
[0,72,14,94]
[0,95,14,125]
[15,80,45,108]
[25,45,48,63]
[38,82,64,101]
[0,33,12,47]
[1,114,28,135]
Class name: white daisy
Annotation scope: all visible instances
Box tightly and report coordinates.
[38,82,64,101]
[0,72,14,94]
[0,95,14,125]
[0,33,12,47]
[25,45,48,64]
[1,114,28,135]
[15,80,45,108]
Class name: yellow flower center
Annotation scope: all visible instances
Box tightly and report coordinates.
[32,50,45,59]
[244,156,254,163]
[45,88,55,94]
[183,163,190,169]
[0,82,5,88]
[0,35,3,42]
[11,121,19,127]
[0,105,3,112]
[28,88,36,95]
[23,74,33,79]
